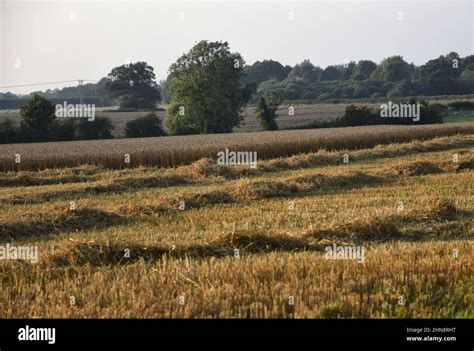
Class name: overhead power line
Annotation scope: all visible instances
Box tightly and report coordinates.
[0,79,98,90]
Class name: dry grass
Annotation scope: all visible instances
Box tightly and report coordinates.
[0,132,472,318]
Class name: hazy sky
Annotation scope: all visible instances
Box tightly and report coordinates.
[1,0,473,94]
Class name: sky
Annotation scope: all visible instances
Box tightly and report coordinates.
[1,0,473,95]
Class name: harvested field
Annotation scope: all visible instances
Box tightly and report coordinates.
[0,133,472,317]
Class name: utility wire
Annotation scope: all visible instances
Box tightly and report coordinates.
[0,79,98,90]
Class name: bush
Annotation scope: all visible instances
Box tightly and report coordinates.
[49,119,77,141]
[76,117,114,140]
[0,119,20,144]
[19,94,55,142]
[125,113,166,138]
[255,96,279,131]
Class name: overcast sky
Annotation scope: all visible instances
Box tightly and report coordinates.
[1,0,473,94]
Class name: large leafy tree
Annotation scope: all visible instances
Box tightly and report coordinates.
[371,56,412,82]
[165,41,254,134]
[20,94,55,142]
[414,52,461,95]
[106,62,160,110]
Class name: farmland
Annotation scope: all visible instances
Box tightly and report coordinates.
[2,101,472,137]
[0,103,364,136]
[0,127,472,317]
[1,122,473,172]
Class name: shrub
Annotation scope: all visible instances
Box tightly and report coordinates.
[76,117,114,140]
[255,96,279,130]
[125,113,166,138]
[49,119,77,141]
[0,119,19,144]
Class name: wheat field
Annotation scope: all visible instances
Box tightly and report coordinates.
[1,122,473,171]
[0,130,472,317]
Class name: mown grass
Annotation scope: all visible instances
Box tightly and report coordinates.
[0,133,472,317]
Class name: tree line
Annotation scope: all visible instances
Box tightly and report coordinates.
[1,41,472,143]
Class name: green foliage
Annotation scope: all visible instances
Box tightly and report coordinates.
[20,94,56,142]
[107,62,160,110]
[287,60,322,82]
[159,78,171,104]
[165,41,254,134]
[338,101,442,126]
[257,52,474,101]
[125,113,166,138]
[447,101,474,110]
[255,96,279,130]
[371,56,412,82]
[353,60,377,79]
[321,66,341,81]
[413,53,461,95]
[242,60,291,85]
[49,119,77,141]
[76,117,114,140]
[0,119,19,144]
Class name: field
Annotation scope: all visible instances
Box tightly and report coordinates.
[0,102,425,136]
[0,125,472,317]
[1,122,473,172]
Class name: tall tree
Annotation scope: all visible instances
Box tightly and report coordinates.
[106,62,160,110]
[165,41,254,134]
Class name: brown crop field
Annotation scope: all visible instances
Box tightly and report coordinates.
[0,131,472,318]
[1,122,473,172]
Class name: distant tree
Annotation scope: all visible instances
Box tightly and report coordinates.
[20,94,56,142]
[242,60,291,85]
[76,117,114,140]
[287,60,322,82]
[125,113,166,138]
[414,53,461,95]
[159,78,171,104]
[255,96,279,130]
[106,62,160,110]
[388,78,413,98]
[341,62,357,80]
[371,56,412,82]
[353,60,377,79]
[321,66,341,81]
[165,41,255,134]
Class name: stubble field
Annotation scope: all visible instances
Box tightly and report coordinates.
[0,128,472,318]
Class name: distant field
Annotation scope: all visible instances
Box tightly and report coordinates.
[1,122,473,171]
[2,101,473,137]
[0,134,472,317]
[0,103,386,136]
[443,113,474,123]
